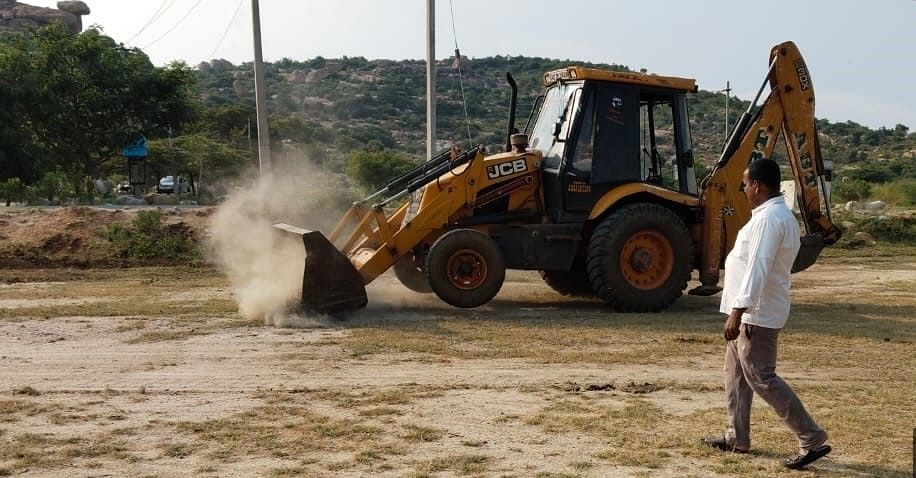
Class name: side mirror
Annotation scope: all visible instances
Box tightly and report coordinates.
[552,120,564,142]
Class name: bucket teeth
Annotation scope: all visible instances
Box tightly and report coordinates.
[273,223,368,315]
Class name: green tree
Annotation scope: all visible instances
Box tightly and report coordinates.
[345,149,415,191]
[832,179,871,202]
[0,24,198,179]
[147,134,249,194]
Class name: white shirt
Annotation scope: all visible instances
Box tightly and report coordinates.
[719,196,801,329]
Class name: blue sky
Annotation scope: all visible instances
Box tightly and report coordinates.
[30,0,916,129]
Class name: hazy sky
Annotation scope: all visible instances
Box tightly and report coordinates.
[28,0,916,129]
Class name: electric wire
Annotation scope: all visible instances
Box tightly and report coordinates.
[141,0,207,49]
[207,0,245,59]
[125,0,175,44]
[448,0,474,149]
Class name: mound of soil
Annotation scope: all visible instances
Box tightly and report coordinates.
[0,206,214,268]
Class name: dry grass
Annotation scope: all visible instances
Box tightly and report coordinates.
[173,402,382,462]
[0,266,234,320]
[410,453,491,476]
[0,259,912,477]
[399,423,444,442]
[0,298,239,320]
[0,431,133,471]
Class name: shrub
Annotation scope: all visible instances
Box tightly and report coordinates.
[106,210,200,261]
[856,215,916,243]
[0,177,25,206]
[35,169,73,203]
[832,179,871,203]
[869,180,914,207]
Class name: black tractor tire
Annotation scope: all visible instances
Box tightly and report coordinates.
[426,229,506,308]
[393,255,433,293]
[586,203,693,312]
[540,258,594,297]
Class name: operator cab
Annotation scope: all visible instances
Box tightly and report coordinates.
[527,67,699,222]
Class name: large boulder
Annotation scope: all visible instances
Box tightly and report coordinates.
[853,231,876,247]
[286,69,309,84]
[232,79,249,98]
[864,200,886,212]
[0,0,89,33]
[56,1,88,15]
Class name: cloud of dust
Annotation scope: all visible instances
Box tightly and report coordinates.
[207,160,354,327]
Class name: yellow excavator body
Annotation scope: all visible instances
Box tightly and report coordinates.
[275,41,840,315]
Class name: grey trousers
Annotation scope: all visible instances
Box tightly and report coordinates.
[724,323,827,452]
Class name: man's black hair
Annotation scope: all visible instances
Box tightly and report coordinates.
[747,158,781,192]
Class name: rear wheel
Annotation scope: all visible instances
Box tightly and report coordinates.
[540,258,593,297]
[586,203,693,312]
[426,229,506,308]
[393,254,432,293]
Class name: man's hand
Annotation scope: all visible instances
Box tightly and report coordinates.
[724,308,745,341]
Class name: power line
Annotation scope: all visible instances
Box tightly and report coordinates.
[448,0,473,149]
[141,0,207,49]
[125,0,175,44]
[207,0,245,60]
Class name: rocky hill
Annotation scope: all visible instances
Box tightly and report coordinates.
[195,55,916,181]
[0,0,89,34]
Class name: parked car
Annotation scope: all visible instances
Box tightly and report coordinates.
[157,176,190,194]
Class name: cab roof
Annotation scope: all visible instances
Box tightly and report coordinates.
[544,66,698,93]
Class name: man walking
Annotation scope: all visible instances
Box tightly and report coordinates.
[703,158,831,470]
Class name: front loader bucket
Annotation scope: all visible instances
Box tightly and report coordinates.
[273,223,368,315]
[792,234,827,273]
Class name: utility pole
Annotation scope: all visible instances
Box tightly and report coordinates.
[251,0,271,173]
[426,0,436,161]
[720,81,732,142]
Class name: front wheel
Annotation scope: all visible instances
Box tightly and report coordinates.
[393,254,432,293]
[426,229,506,308]
[586,203,694,312]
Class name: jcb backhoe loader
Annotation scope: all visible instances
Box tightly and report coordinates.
[275,41,841,314]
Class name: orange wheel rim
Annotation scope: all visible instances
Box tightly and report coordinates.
[447,249,487,290]
[619,230,674,290]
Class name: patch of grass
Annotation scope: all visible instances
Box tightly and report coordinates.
[0,431,131,472]
[175,404,382,461]
[569,460,593,471]
[0,298,239,320]
[399,423,443,442]
[266,466,311,477]
[0,399,61,422]
[159,441,197,458]
[316,387,414,408]
[357,407,402,417]
[12,386,40,396]
[528,398,676,468]
[126,329,206,344]
[413,454,491,475]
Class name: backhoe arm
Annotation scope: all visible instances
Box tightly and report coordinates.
[693,41,842,295]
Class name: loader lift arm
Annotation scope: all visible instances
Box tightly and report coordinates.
[273,146,483,314]
[691,41,842,295]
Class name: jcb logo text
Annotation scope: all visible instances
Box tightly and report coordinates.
[487,159,528,179]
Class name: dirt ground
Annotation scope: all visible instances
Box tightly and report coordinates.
[0,253,914,477]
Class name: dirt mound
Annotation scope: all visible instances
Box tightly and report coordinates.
[0,206,214,267]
